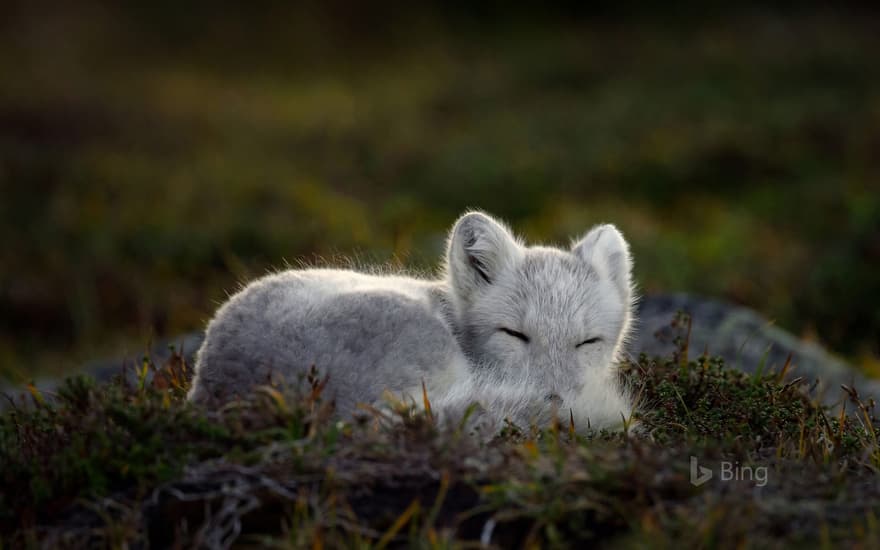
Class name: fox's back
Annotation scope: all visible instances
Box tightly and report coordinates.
[188,269,467,415]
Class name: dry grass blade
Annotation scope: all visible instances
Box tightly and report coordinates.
[375,499,420,549]
[422,380,433,424]
[776,353,794,383]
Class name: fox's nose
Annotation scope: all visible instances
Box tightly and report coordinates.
[545,393,563,406]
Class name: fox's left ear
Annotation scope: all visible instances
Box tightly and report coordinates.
[446,211,522,304]
[572,224,633,300]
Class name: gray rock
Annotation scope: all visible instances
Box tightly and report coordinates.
[634,293,879,406]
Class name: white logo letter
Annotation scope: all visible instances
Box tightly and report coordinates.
[690,456,712,486]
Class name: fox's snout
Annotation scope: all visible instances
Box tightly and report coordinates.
[544,379,586,405]
[545,393,563,405]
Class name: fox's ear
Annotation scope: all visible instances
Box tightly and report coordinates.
[446,211,522,300]
[572,224,633,300]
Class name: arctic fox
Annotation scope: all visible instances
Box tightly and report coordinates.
[188,212,637,432]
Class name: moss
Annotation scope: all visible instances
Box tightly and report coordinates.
[2,330,879,547]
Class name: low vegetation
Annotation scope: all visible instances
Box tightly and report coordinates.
[3,317,879,548]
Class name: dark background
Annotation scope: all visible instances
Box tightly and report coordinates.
[1,1,878,381]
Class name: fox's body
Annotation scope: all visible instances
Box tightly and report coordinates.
[189,269,469,416]
[189,212,637,432]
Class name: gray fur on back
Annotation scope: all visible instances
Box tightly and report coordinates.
[189,269,467,416]
[188,211,637,432]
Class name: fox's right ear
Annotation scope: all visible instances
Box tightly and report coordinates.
[571,224,633,302]
[446,211,522,302]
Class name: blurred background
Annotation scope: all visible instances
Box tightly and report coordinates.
[1,1,878,382]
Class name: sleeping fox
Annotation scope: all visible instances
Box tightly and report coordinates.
[188,211,637,433]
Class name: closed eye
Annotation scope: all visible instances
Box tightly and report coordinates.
[576,336,602,348]
[499,328,530,343]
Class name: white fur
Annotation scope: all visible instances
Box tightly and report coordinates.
[189,211,637,434]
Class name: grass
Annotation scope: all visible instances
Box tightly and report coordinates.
[1,7,879,381]
[3,317,880,548]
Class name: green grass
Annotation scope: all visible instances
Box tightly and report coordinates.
[3,322,880,548]
[1,7,879,382]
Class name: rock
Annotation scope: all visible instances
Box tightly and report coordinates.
[635,293,880,406]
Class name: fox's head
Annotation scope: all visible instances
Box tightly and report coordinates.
[443,211,636,430]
